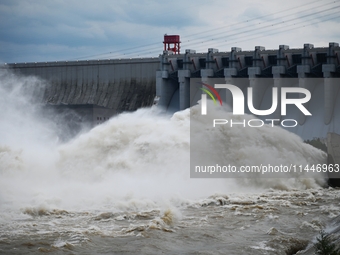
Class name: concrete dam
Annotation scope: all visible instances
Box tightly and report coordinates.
[3,58,159,126]
[156,42,340,140]
[2,42,340,140]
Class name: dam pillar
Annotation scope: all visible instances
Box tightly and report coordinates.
[228,47,242,71]
[156,51,178,109]
[201,47,218,85]
[297,43,314,78]
[297,43,314,125]
[223,47,242,109]
[224,66,237,110]
[201,48,218,85]
[323,42,340,125]
[248,46,266,111]
[178,70,190,110]
[224,47,240,84]
[206,48,219,70]
[327,132,340,187]
[201,69,214,84]
[272,45,290,120]
[178,49,196,110]
[156,70,171,108]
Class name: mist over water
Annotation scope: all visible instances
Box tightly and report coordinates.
[0,70,336,254]
[0,69,328,211]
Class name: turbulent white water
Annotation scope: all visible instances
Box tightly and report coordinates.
[0,69,338,255]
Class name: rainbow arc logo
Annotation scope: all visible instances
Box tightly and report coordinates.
[200,82,222,115]
[200,82,223,106]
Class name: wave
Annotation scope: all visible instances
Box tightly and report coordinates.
[0,70,327,213]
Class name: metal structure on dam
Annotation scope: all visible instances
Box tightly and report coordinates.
[2,41,340,140]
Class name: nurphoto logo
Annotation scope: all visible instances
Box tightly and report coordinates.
[201,83,312,128]
[199,82,223,115]
[201,84,311,116]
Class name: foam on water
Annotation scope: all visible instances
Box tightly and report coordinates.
[0,70,327,215]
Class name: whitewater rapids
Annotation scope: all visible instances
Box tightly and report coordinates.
[0,69,339,255]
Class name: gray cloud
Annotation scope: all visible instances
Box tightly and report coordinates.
[0,0,339,63]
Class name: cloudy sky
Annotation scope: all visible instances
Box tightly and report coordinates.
[0,0,339,63]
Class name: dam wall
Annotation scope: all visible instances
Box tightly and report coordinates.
[327,132,340,187]
[156,42,340,140]
[2,42,340,140]
[3,58,159,126]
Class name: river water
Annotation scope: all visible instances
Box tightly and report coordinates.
[0,70,339,254]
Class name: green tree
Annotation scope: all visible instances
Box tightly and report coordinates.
[314,230,340,255]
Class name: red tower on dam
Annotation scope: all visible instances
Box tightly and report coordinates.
[163,34,180,54]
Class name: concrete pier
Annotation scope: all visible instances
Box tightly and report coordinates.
[327,132,340,187]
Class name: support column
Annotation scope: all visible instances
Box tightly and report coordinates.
[277,44,289,67]
[223,68,237,110]
[178,70,191,110]
[295,76,310,125]
[248,46,266,112]
[222,47,242,110]
[272,65,286,120]
[206,48,218,70]
[296,44,314,125]
[271,45,289,120]
[156,70,173,108]
[323,74,338,125]
[230,47,242,69]
[201,69,214,83]
[323,42,339,125]
[155,51,177,109]
[327,132,340,186]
